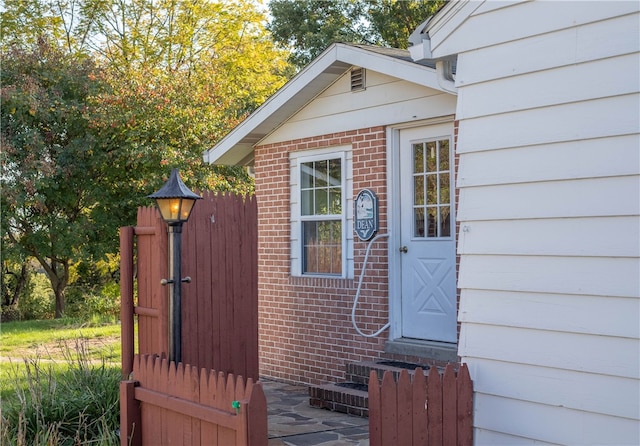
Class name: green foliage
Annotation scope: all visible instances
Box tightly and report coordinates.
[1,348,120,445]
[268,0,372,68]
[17,273,54,320]
[1,1,291,317]
[1,39,109,317]
[268,0,446,69]
[65,283,120,322]
[369,0,445,49]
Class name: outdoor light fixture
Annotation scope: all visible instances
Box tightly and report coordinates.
[148,168,202,225]
[148,168,201,363]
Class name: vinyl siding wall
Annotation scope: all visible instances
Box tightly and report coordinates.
[431,1,640,444]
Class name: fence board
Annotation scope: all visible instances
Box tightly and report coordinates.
[120,227,135,379]
[381,371,398,445]
[457,364,474,446]
[412,368,428,445]
[427,366,443,444]
[443,364,457,445]
[369,365,473,446]
[368,370,382,446]
[397,370,413,446]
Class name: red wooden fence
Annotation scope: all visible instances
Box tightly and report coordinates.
[120,192,258,380]
[368,364,473,446]
[120,354,267,446]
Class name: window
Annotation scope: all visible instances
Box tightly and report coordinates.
[291,148,352,277]
[412,138,452,238]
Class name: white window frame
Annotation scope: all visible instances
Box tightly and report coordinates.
[290,145,353,278]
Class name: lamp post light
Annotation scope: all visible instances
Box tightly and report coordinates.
[148,168,201,363]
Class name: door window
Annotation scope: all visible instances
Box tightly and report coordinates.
[412,139,451,238]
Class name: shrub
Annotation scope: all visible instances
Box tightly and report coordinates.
[65,282,120,322]
[0,341,121,445]
[17,273,54,320]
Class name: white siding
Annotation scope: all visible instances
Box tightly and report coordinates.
[430,1,640,444]
[261,70,456,144]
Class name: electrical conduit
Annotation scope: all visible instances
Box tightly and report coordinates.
[351,232,391,338]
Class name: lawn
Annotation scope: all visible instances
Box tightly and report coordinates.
[0,318,122,401]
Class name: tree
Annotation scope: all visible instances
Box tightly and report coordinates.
[1,40,108,317]
[85,0,290,195]
[268,0,445,69]
[1,1,291,318]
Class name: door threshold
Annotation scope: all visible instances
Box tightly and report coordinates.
[385,338,458,362]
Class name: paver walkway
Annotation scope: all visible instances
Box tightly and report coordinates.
[264,380,369,446]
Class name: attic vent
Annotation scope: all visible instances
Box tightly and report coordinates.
[351,67,365,91]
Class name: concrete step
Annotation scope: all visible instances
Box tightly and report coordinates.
[346,360,431,386]
[309,360,433,418]
[309,381,369,417]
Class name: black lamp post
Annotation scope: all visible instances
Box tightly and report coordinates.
[148,168,201,363]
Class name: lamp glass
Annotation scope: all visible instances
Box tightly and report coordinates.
[156,197,197,223]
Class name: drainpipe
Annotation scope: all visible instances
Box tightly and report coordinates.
[436,59,457,95]
[409,18,457,95]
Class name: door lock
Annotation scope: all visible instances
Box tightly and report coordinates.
[399,246,408,253]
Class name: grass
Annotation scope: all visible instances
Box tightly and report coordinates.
[0,318,121,363]
[0,318,123,445]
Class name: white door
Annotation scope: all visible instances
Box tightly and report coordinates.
[399,124,457,342]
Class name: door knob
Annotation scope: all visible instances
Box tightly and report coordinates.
[399,246,408,253]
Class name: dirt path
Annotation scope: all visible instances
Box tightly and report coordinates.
[0,335,121,364]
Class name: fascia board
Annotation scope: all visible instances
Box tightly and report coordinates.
[203,45,351,165]
[425,0,483,58]
[204,43,445,165]
[334,44,442,89]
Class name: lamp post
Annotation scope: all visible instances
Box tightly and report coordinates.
[148,168,201,363]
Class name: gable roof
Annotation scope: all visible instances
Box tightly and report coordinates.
[203,42,447,166]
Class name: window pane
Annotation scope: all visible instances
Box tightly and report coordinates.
[303,220,342,274]
[427,174,437,205]
[315,160,328,187]
[315,189,328,214]
[301,190,313,215]
[329,187,341,214]
[414,176,424,205]
[301,162,314,188]
[439,139,450,171]
[427,207,438,238]
[440,173,450,204]
[426,141,437,173]
[413,143,424,173]
[328,158,341,186]
[440,206,451,237]
[414,207,425,238]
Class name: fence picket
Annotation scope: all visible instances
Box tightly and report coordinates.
[412,368,428,445]
[368,370,382,446]
[188,366,201,446]
[457,363,474,446]
[246,378,268,446]
[443,364,457,445]
[397,369,413,445]
[427,366,443,444]
[380,371,398,445]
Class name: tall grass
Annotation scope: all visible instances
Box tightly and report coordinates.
[0,339,121,445]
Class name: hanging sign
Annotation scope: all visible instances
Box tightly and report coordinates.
[354,189,379,241]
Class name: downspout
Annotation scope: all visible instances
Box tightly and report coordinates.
[436,59,457,95]
[409,17,457,95]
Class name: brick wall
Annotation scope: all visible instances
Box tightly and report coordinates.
[254,127,390,385]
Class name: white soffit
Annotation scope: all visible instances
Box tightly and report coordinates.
[203,43,445,166]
